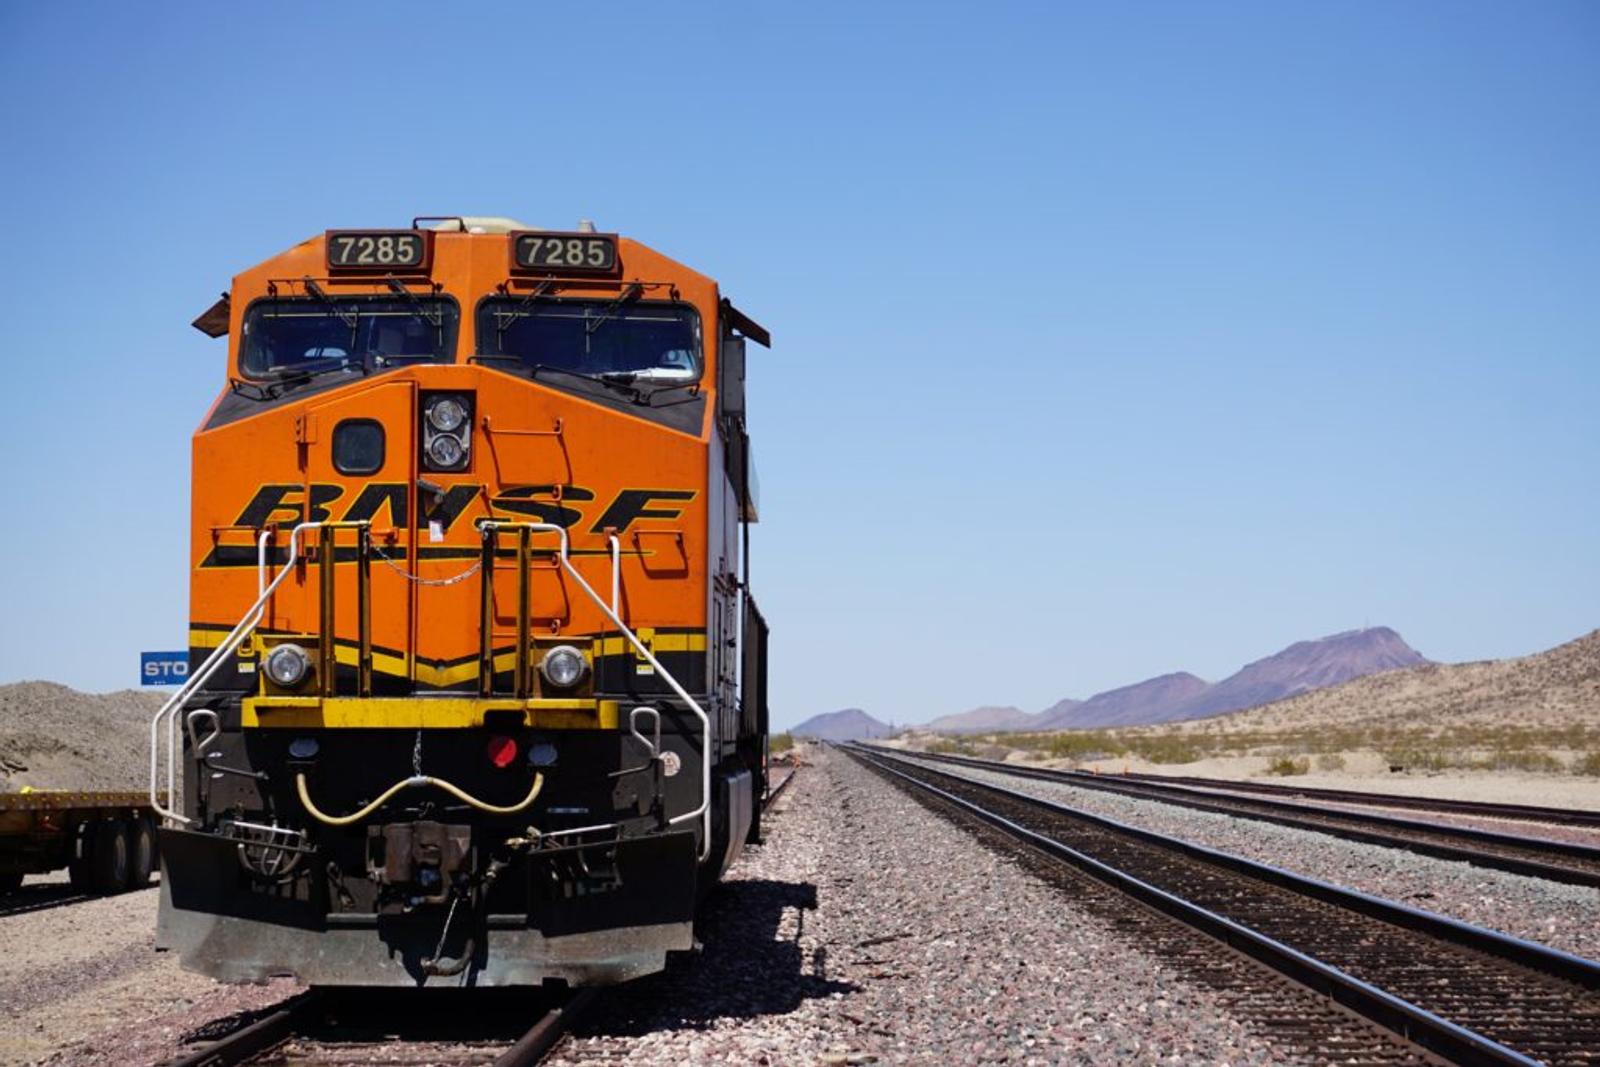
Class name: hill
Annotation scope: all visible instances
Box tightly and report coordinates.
[922,704,1038,734]
[1163,628,1600,736]
[0,681,163,791]
[791,707,895,742]
[1038,672,1210,729]
[1162,627,1427,723]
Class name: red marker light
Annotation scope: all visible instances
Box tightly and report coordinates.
[486,735,519,769]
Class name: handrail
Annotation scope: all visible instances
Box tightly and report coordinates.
[480,521,713,861]
[149,522,361,825]
[154,518,707,861]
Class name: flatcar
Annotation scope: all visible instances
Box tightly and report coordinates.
[151,216,771,987]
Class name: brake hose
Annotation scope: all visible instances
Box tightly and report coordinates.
[295,771,544,827]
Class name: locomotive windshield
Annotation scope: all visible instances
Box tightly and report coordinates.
[240,297,459,379]
[475,297,701,383]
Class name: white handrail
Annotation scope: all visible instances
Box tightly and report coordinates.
[607,534,621,616]
[148,522,327,824]
[483,521,713,861]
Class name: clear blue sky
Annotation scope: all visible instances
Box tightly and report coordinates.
[0,3,1594,730]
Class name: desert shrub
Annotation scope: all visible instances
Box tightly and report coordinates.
[1266,756,1311,776]
[1044,731,1127,761]
[1574,752,1600,777]
[1139,736,1203,765]
[1315,753,1347,772]
[928,738,977,756]
[769,732,794,755]
[1485,748,1562,774]
[1381,746,1456,773]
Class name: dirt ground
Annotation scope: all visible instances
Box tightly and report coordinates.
[0,873,294,1067]
[0,683,161,793]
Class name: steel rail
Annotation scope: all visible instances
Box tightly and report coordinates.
[766,767,797,807]
[491,988,596,1066]
[163,991,324,1067]
[845,744,1600,1067]
[895,748,1600,888]
[1111,770,1600,829]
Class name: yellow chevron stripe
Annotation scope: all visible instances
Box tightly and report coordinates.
[190,627,706,687]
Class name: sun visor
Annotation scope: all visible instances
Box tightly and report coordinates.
[191,294,231,338]
[720,299,770,348]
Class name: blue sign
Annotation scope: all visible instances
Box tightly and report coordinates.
[141,651,190,687]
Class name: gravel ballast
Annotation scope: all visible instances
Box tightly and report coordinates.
[921,756,1600,961]
[550,747,1345,1066]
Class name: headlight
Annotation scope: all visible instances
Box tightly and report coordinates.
[420,392,473,472]
[427,433,465,468]
[265,644,311,688]
[426,396,467,432]
[539,645,589,688]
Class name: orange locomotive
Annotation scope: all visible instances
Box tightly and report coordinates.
[151,217,771,986]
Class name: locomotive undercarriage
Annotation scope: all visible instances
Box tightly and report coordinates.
[156,716,745,986]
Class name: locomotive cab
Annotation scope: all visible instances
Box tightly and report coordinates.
[152,218,771,987]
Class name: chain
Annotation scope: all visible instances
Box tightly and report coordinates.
[370,542,483,587]
[412,729,423,777]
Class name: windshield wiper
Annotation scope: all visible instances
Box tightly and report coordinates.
[493,280,557,343]
[584,283,644,337]
[385,276,443,329]
[526,363,645,402]
[302,278,358,330]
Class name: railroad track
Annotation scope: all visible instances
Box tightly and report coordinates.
[846,743,1600,1067]
[0,883,101,919]
[162,766,801,1067]
[166,988,593,1067]
[1111,770,1600,829]
[896,748,1600,888]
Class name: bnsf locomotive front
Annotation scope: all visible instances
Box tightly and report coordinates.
[151,218,771,986]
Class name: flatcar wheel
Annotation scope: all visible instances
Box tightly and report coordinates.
[89,819,132,895]
[67,826,95,892]
[0,871,22,894]
[126,818,155,889]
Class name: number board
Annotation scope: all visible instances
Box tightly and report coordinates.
[326,230,432,271]
[511,231,619,274]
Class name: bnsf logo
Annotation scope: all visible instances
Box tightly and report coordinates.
[232,483,694,536]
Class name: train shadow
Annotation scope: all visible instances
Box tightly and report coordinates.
[574,877,853,1038]
[0,883,95,918]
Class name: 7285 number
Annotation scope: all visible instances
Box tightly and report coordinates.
[328,232,425,268]
[515,234,616,271]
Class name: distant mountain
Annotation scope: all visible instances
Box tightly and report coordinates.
[791,707,895,741]
[1165,627,1427,723]
[923,705,1037,734]
[1034,697,1082,724]
[917,626,1430,732]
[1038,672,1210,730]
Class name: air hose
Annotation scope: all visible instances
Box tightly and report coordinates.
[295,771,545,827]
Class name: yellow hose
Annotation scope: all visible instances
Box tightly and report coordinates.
[295,771,544,827]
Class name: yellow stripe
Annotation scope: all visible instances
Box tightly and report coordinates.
[593,633,707,656]
[243,697,620,730]
[190,627,706,686]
